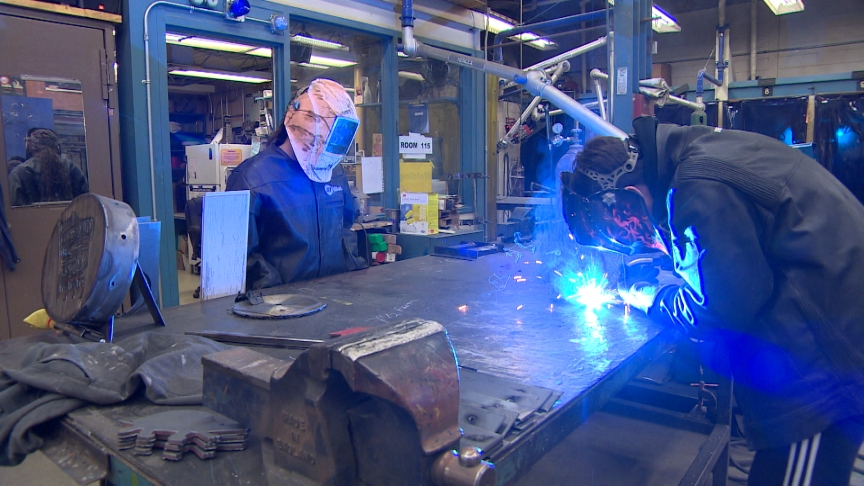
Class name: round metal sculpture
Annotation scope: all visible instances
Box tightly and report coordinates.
[231,294,326,319]
[42,193,140,326]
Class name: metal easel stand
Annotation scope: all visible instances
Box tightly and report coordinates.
[55,262,166,343]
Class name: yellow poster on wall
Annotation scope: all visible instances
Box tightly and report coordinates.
[399,160,433,193]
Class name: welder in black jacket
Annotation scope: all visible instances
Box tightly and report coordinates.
[227,79,366,290]
[561,118,864,485]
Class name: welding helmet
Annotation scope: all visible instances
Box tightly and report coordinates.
[284,79,360,183]
[560,137,665,256]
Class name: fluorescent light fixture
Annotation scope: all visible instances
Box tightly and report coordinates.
[290,34,349,51]
[247,47,272,57]
[293,62,331,70]
[514,32,558,49]
[651,6,681,33]
[167,35,256,53]
[308,54,356,68]
[484,15,515,34]
[482,13,556,50]
[169,68,271,84]
[607,1,681,33]
[398,71,424,81]
[763,0,805,15]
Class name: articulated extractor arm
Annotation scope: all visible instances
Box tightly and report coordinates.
[398,0,628,141]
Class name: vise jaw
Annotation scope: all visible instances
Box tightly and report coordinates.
[203,318,495,486]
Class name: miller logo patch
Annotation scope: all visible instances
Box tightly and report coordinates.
[324,184,343,196]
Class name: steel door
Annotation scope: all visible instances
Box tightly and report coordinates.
[0,11,118,338]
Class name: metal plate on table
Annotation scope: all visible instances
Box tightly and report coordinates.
[231,294,326,319]
[460,368,556,419]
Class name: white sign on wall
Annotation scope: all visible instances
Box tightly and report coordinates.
[399,134,433,160]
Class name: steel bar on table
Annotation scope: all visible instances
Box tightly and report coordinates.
[185,330,323,349]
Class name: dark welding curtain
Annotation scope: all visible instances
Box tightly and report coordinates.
[726,98,808,144]
[814,94,864,203]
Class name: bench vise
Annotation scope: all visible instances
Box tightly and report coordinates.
[202,318,496,486]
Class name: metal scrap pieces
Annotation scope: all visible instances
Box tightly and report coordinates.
[458,368,562,455]
[117,410,248,461]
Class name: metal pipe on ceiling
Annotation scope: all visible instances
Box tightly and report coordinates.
[400,0,626,139]
[750,0,757,80]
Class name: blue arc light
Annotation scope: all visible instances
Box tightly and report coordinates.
[228,0,251,18]
[270,14,288,32]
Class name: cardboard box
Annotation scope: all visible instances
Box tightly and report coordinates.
[400,161,433,193]
[400,192,439,235]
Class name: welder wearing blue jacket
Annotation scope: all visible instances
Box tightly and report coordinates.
[227,79,366,290]
[561,118,864,485]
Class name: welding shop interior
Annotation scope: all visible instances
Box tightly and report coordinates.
[0,0,864,485]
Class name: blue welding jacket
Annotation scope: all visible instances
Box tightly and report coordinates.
[226,144,366,290]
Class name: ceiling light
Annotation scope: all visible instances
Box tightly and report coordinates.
[167,35,256,53]
[607,1,681,33]
[290,34,349,51]
[482,13,555,50]
[398,71,424,81]
[651,6,681,33]
[308,54,356,68]
[763,0,805,15]
[247,47,272,57]
[293,62,330,70]
[169,68,270,83]
[514,32,558,50]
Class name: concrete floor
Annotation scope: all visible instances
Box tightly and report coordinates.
[178,267,201,305]
[0,450,84,486]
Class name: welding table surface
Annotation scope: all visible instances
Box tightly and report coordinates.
[31,253,668,485]
[119,252,666,405]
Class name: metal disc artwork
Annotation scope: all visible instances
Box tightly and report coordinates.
[231,293,326,319]
[42,194,139,326]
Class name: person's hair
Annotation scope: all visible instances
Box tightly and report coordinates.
[27,129,71,202]
[571,136,645,195]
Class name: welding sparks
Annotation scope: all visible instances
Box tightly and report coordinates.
[535,260,543,264]
[516,304,524,311]
[554,270,563,277]
[575,281,614,312]
[458,304,468,312]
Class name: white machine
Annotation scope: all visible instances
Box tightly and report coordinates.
[186,143,252,198]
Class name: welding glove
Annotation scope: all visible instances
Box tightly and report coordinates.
[618,264,682,314]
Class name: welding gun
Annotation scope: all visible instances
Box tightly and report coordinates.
[618,252,680,313]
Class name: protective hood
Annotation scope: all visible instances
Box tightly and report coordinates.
[561,172,666,255]
[284,79,359,183]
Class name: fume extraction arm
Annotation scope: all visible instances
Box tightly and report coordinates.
[397,0,628,141]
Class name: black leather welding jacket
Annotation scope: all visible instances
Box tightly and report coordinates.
[646,124,864,450]
[226,144,366,290]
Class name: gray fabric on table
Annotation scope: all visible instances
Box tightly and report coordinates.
[0,332,232,466]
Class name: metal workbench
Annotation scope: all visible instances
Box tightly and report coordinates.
[11,252,676,485]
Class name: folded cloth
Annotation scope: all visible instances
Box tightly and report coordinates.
[0,332,233,465]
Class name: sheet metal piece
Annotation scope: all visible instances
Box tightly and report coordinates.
[231,293,326,319]
[460,368,554,421]
[186,330,323,349]
[117,410,248,461]
[432,242,504,260]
